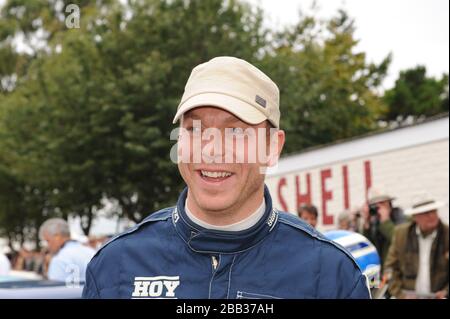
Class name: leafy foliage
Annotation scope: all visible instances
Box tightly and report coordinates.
[383,66,449,123]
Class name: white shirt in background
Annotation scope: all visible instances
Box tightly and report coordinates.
[48,241,96,284]
[0,253,11,276]
[415,226,438,296]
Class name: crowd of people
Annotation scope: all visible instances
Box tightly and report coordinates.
[0,222,110,282]
[3,247,51,276]
[1,187,447,299]
[298,188,448,299]
[1,188,447,299]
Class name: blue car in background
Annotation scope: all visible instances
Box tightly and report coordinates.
[323,230,387,298]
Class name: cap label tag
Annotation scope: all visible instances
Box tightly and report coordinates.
[255,95,267,108]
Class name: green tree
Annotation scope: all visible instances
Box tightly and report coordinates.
[0,162,50,249]
[0,1,393,242]
[383,66,449,123]
[0,0,268,237]
[0,0,114,94]
[259,10,390,154]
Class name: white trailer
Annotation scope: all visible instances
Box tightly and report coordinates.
[265,115,449,231]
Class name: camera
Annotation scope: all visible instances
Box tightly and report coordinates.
[369,204,379,216]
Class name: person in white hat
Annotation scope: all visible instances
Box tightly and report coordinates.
[384,193,448,299]
[83,56,370,299]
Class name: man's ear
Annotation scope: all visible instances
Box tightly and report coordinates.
[179,114,184,129]
[267,130,285,167]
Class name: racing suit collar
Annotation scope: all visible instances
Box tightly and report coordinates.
[172,185,278,254]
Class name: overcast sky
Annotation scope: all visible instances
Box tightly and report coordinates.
[247,0,449,89]
[0,0,448,89]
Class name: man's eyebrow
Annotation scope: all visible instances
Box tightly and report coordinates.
[222,114,242,124]
[183,113,201,120]
[183,111,243,125]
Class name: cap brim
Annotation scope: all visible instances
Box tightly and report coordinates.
[173,93,268,126]
[404,201,446,216]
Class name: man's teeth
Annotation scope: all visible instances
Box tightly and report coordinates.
[201,170,232,178]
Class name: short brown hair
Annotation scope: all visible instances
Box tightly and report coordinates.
[298,204,318,219]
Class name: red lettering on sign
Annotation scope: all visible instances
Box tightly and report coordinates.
[277,177,289,212]
[342,165,350,209]
[295,174,311,214]
[364,161,372,201]
[321,169,334,225]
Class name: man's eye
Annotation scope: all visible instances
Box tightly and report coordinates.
[186,126,201,133]
[231,127,244,135]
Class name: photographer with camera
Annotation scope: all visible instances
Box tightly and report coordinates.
[361,188,407,267]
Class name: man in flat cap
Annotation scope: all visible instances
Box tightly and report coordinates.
[83,57,370,299]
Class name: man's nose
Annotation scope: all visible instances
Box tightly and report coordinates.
[201,144,225,163]
[201,130,226,163]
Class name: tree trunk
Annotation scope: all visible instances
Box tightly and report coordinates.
[80,210,93,236]
[119,198,140,223]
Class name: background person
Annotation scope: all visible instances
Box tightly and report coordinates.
[0,251,10,275]
[361,188,407,266]
[298,204,319,229]
[384,194,448,299]
[337,210,357,231]
[39,218,95,283]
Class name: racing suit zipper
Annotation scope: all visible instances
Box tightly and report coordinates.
[208,255,220,298]
[211,255,218,270]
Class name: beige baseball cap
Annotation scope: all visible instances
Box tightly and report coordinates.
[173,56,280,128]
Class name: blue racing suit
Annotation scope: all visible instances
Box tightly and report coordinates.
[82,186,370,299]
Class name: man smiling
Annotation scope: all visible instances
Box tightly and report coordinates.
[176,107,278,227]
[82,56,370,299]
